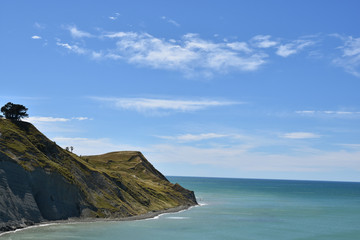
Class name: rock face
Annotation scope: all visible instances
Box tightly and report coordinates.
[0,119,197,232]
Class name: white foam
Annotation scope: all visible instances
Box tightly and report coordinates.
[199,202,208,206]
[0,223,58,237]
[166,217,190,220]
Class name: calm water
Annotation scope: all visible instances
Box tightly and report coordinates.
[1,177,360,240]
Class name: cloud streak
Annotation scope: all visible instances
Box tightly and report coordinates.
[68,26,93,38]
[56,41,87,54]
[251,35,278,48]
[26,116,91,124]
[109,13,120,20]
[161,16,180,27]
[333,36,360,77]
[146,144,360,175]
[296,110,360,117]
[157,133,230,142]
[281,132,321,139]
[276,39,315,57]
[92,97,240,114]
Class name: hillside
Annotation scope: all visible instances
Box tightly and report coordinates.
[0,119,197,232]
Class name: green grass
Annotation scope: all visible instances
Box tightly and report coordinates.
[0,119,196,218]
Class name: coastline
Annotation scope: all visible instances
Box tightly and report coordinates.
[0,204,194,237]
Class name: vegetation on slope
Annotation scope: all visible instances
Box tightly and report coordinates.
[0,119,197,220]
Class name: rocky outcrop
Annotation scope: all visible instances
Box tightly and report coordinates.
[0,159,81,231]
[0,119,197,233]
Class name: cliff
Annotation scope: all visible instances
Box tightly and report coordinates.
[0,119,197,232]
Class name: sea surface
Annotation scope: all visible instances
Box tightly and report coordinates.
[1,177,360,240]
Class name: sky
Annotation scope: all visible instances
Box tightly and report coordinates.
[1,0,360,181]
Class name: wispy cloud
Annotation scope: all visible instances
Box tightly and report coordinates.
[276,39,315,57]
[31,35,42,40]
[56,41,87,54]
[58,29,269,77]
[52,27,331,77]
[26,116,91,124]
[333,36,360,77]
[107,32,268,76]
[146,144,360,175]
[161,16,180,27]
[226,42,252,53]
[109,12,120,20]
[27,116,70,123]
[251,35,278,48]
[33,22,45,29]
[281,132,321,139]
[296,110,360,117]
[72,117,91,121]
[157,133,230,142]
[68,26,93,38]
[91,97,240,114]
[338,143,360,150]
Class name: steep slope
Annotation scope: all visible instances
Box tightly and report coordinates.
[0,119,197,232]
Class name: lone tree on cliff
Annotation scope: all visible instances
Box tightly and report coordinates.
[1,102,28,121]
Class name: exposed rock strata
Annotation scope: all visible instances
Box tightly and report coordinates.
[0,120,197,233]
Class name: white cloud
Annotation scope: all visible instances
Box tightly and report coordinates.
[226,42,252,53]
[276,39,315,57]
[146,144,360,174]
[109,12,120,20]
[26,116,91,124]
[31,35,42,40]
[55,27,329,77]
[295,110,315,114]
[158,133,230,142]
[92,97,240,114]
[281,132,321,139]
[338,144,360,150]
[68,26,93,38]
[26,116,70,123]
[100,31,268,76]
[251,35,278,48]
[333,36,360,77]
[161,16,180,27]
[72,117,91,121]
[56,41,87,54]
[104,31,138,38]
[296,110,360,117]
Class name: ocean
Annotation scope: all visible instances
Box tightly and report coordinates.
[1,177,360,240]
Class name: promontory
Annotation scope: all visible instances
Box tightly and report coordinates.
[0,119,197,232]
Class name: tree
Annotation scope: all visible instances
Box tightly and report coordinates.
[1,102,28,121]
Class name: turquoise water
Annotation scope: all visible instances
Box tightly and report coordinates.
[1,177,360,240]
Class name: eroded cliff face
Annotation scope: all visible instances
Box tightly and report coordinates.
[0,119,197,232]
[0,159,81,231]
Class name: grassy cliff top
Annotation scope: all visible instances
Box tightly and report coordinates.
[0,119,197,218]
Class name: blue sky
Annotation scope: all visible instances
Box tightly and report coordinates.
[1,0,360,181]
